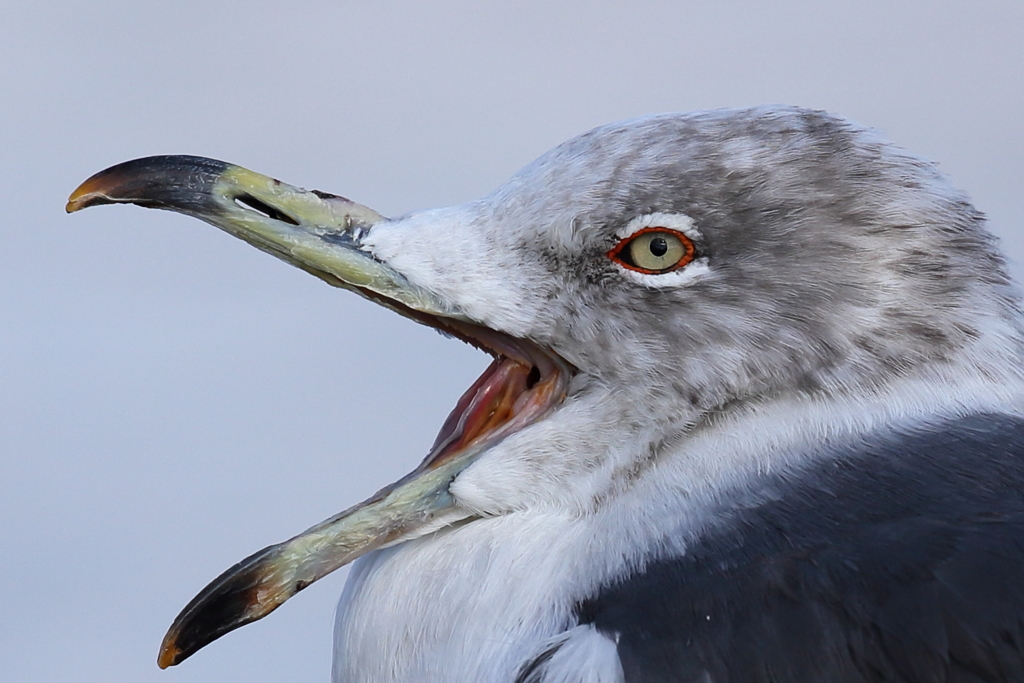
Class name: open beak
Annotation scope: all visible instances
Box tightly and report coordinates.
[67,156,571,668]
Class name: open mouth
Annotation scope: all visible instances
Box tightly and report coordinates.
[66,154,574,668]
[413,316,570,472]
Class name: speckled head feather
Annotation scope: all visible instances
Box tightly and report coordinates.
[368,105,1024,434]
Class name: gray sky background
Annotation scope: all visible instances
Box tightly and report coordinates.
[3,2,1023,682]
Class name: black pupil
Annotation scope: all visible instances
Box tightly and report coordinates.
[649,237,669,257]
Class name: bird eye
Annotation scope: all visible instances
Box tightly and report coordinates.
[608,228,696,274]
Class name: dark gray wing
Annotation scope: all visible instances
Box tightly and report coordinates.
[576,413,1024,683]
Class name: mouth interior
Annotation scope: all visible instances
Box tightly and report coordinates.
[418,319,570,470]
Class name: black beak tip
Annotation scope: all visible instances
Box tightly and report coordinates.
[67,155,232,216]
[157,543,289,668]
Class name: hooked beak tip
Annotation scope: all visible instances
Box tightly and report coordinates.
[157,642,180,669]
[66,178,111,213]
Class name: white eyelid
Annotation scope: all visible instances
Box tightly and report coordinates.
[614,212,703,242]
[618,258,710,288]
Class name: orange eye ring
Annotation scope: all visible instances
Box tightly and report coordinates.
[607,227,697,274]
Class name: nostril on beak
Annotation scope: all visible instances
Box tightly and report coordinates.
[233,194,300,225]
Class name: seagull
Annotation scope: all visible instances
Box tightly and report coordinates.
[67,106,1024,683]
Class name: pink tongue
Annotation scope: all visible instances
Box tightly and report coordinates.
[422,358,530,469]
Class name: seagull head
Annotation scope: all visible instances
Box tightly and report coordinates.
[66,105,1022,668]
